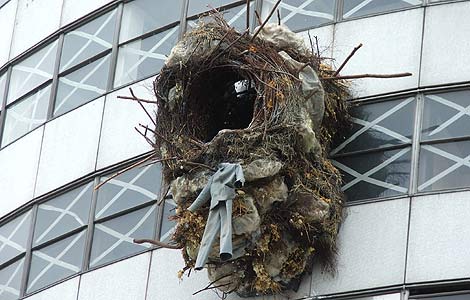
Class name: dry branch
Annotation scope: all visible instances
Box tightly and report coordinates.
[322,72,412,80]
[333,43,363,76]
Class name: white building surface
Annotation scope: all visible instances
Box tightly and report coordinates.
[1,0,470,300]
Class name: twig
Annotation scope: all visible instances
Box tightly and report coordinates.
[133,238,181,249]
[117,95,158,104]
[251,0,282,42]
[314,35,320,58]
[246,0,250,30]
[254,10,262,26]
[138,123,173,146]
[333,43,362,76]
[135,126,154,147]
[192,273,234,295]
[322,72,412,80]
[129,88,157,126]
[157,185,171,206]
[277,9,281,25]
[94,155,177,190]
[181,160,216,172]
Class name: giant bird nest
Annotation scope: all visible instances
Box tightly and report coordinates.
[151,16,351,297]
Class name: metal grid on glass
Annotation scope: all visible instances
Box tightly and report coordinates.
[0,158,171,297]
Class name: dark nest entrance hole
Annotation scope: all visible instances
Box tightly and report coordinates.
[187,67,256,142]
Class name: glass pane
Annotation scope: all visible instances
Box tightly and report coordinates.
[354,293,401,300]
[60,9,117,72]
[422,90,470,141]
[412,294,470,300]
[333,147,411,201]
[27,231,86,293]
[418,141,470,192]
[264,0,334,31]
[90,205,156,267]
[343,0,422,19]
[120,0,182,43]
[7,41,57,104]
[0,258,24,300]
[34,182,93,247]
[114,26,179,88]
[160,198,176,242]
[188,0,237,17]
[0,72,6,108]
[54,54,110,116]
[1,84,50,146]
[330,97,415,155]
[95,163,162,219]
[0,211,31,266]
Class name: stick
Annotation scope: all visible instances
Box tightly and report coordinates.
[255,10,262,26]
[246,0,250,30]
[192,273,234,295]
[322,72,412,80]
[135,127,155,147]
[251,0,282,42]
[117,95,158,104]
[333,43,363,76]
[157,185,171,206]
[133,238,181,249]
[129,88,157,126]
[181,160,216,172]
[277,9,281,25]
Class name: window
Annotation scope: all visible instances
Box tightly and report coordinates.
[342,0,422,20]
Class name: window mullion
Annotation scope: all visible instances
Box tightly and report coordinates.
[47,34,65,120]
[0,66,12,148]
[82,176,100,272]
[409,94,424,195]
[19,204,38,298]
[106,2,124,92]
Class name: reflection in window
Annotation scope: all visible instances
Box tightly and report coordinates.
[0,211,31,266]
[90,204,156,267]
[410,293,470,300]
[1,84,50,146]
[114,26,179,88]
[7,41,57,105]
[120,0,182,43]
[95,163,162,219]
[333,147,411,201]
[422,91,470,141]
[0,258,24,300]
[330,97,415,155]
[60,9,117,72]
[33,182,93,246]
[55,54,110,116]
[264,0,335,31]
[27,231,86,293]
[343,0,421,19]
[187,0,237,17]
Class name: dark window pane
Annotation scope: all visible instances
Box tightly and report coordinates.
[412,294,470,300]
[264,0,334,31]
[0,211,31,266]
[60,9,117,72]
[422,90,470,141]
[95,163,162,219]
[27,231,86,293]
[333,147,411,201]
[34,182,93,247]
[0,258,24,300]
[7,41,57,104]
[90,205,156,267]
[114,26,179,87]
[120,0,183,43]
[1,84,50,146]
[343,0,422,19]
[160,198,176,242]
[418,141,470,192]
[188,0,237,17]
[55,54,110,116]
[330,97,415,155]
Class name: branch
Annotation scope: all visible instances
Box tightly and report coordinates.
[251,0,282,42]
[129,88,157,126]
[117,95,158,104]
[322,72,412,80]
[246,0,250,30]
[277,9,281,25]
[133,238,182,249]
[254,10,262,26]
[333,43,363,76]
[181,160,216,172]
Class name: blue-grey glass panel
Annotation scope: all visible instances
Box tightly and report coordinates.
[266,0,334,31]
[0,258,24,300]
[330,97,415,156]
[413,294,470,300]
[343,0,422,19]
[422,90,470,141]
[120,0,182,43]
[54,54,110,116]
[7,41,57,104]
[188,0,237,17]
[1,84,50,146]
[95,163,162,219]
[160,198,176,242]
[0,73,6,109]
[34,182,93,247]
[0,211,31,266]
[89,205,156,267]
[418,141,470,192]
[27,231,86,293]
[333,147,411,201]
[60,9,117,72]
[114,26,179,88]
